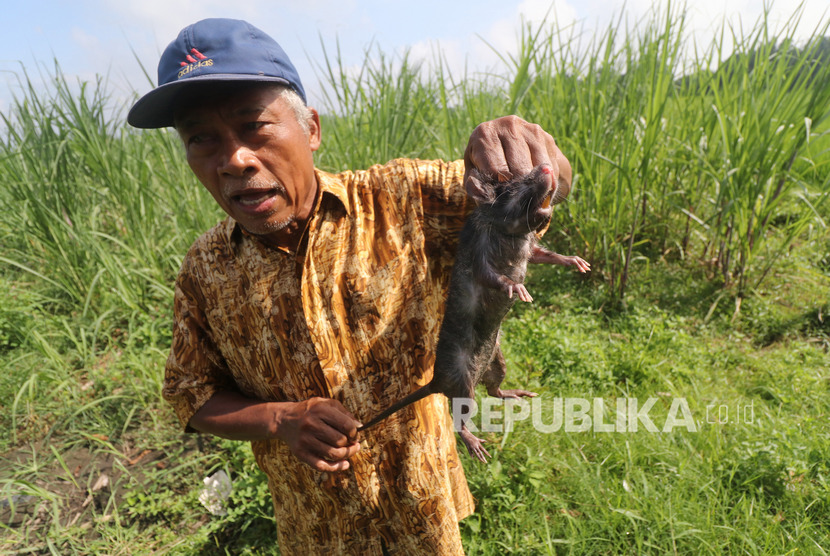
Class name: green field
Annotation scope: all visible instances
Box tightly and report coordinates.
[1,7,829,555]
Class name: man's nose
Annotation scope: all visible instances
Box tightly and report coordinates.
[219,138,258,177]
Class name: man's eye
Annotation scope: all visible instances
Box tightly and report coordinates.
[188,133,209,145]
[244,122,266,131]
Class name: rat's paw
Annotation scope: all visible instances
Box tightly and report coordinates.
[572,256,591,273]
[495,388,538,399]
[509,283,533,302]
[459,429,491,463]
[500,277,532,302]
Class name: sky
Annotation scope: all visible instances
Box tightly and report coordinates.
[1,1,828,121]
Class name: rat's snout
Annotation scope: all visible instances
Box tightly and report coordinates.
[533,177,554,225]
[535,166,555,210]
[535,162,571,206]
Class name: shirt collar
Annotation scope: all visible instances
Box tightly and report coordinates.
[314,167,351,216]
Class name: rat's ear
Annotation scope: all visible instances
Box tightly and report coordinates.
[465,169,495,204]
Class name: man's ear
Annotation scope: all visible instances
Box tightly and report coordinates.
[308,108,322,152]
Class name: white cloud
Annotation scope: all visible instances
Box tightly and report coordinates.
[472,0,578,64]
[71,27,100,51]
[107,0,362,52]
[517,0,578,28]
[398,0,581,91]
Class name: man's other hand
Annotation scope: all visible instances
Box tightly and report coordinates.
[276,398,362,472]
[190,391,361,472]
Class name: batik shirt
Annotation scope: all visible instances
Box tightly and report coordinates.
[164,158,476,554]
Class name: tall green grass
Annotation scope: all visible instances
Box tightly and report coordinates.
[3,7,827,315]
[0,65,221,317]
[0,65,224,453]
[0,5,828,554]
[312,5,830,303]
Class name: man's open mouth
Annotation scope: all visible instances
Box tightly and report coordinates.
[231,188,282,214]
[236,190,277,207]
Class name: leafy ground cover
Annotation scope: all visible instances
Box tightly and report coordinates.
[1,255,827,555]
[1,5,828,555]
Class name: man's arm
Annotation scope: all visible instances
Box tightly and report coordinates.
[190,391,362,472]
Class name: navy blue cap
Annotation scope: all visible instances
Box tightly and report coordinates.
[128,18,306,129]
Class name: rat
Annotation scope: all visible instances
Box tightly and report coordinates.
[357,164,590,462]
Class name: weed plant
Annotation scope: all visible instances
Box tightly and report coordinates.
[0,4,828,555]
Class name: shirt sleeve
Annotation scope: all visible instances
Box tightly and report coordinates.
[403,158,473,261]
[163,254,238,432]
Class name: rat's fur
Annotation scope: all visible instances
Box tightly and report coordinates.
[358,164,573,461]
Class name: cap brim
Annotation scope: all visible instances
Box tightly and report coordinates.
[127,74,294,129]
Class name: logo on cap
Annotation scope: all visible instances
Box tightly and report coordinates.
[178,48,213,78]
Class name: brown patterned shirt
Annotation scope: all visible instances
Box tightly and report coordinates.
[164,158,476,554]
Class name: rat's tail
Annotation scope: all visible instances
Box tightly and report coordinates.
[357,385,434,432]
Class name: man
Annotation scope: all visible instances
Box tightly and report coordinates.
[128,18,574,555]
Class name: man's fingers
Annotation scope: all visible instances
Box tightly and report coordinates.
[493,116,550,175]
[304,453,352,473]
[540,132,562,168]
[304,397,361,441]
[499,129,533,177]
[294,432,361,473]
[553,145,572,199]
[304,435,360,462]
[306,420,355,450]
[465,130,510,182]
[281,398,363,472]
[317,405,361,443]
[465,116,568,187]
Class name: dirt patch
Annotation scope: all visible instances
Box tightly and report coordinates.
[0,430,208,548]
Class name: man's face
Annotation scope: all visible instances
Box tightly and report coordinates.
[175,85,321,245]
